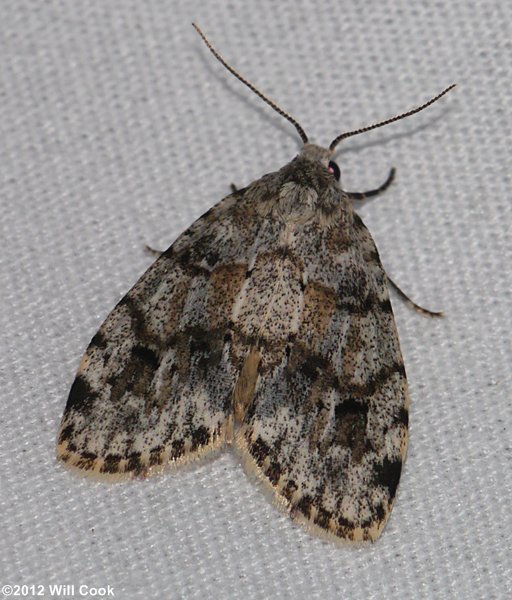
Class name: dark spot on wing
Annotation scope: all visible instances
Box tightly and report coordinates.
[132,345,159,369]
[171,439,185,459]
[58,424,74,444]
[295,494,313,517]
[251,436,271,466]
[397,407,409,426]
[373,457,402,500]
[265,461,282,485]
[190,426,210,450]
[126,452,143,474]
[66,376,96,414]
[90,331,107,348]
[101,454,122,474]
[375,503,386,522]
[335,399,369,463]
[150,446,164,466]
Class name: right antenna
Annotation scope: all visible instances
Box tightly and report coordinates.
[329,84,456,151]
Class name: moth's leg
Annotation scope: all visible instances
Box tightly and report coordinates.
[144,244,163,257]
[344,168,396,200]
[230,183,238,193]
[387,275,443,317]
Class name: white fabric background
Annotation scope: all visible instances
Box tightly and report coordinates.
[1,1,510,598]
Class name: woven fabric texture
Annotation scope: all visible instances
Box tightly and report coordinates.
[1,1,510,599]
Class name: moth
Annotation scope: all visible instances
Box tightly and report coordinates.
[57,23,454,543]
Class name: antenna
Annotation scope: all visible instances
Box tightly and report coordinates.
[329,84,456,151]
[192,23,309,144]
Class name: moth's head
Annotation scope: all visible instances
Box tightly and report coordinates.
[300,143,340,182]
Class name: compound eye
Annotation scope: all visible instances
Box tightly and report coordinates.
[328,160,340,181]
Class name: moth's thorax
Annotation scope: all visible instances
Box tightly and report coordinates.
[268,144,350,226]
[244,143,350,226]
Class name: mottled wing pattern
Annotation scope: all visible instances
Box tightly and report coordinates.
[235,177,408,542]
[57,184,272,478]
[58,147,408,543]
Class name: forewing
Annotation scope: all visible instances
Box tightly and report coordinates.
[236,213,408,542]
[57,188,265,478]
